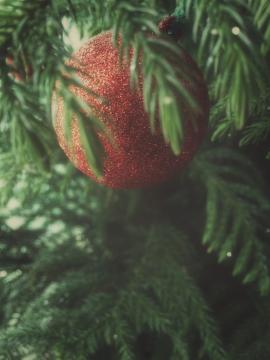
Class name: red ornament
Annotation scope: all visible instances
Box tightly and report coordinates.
[53,31,209,189]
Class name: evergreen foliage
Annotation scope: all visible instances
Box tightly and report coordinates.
[194,149,270,294]
[0,167,228,359]
[0,0,270,359]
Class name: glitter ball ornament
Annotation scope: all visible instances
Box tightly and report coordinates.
[53,31,209,188]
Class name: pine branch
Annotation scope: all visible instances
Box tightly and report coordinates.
[239,119,270,146]
[209,95,235,141]
[0,77,55,170]
[0,0,109,176]
[111,1,201,155]
[193,148,270,295]
[248,0,270,55]
[181,0,269,130]
[0,217,228,359]
[239,87,270,146]
[210,87,270,145]
[0,0,202,173]
[127,226,228,360]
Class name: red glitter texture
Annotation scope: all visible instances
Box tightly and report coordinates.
[53,31,209,188]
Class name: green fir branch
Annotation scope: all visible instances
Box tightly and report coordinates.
[193,148,270,295]
[111,1,201,155]
[181,0,269,130]
[0,209,228,359]
[0,0,202,173]
[128,226,228,360]
[248,0,270,54]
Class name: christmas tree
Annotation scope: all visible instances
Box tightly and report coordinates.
[0,0,270,359]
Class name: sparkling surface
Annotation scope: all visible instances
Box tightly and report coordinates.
[54,32,209,188]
